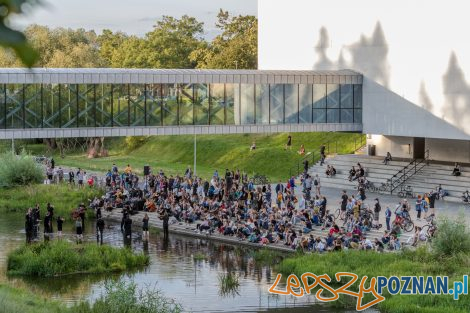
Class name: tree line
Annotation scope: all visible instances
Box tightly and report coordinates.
[0,10,257,70]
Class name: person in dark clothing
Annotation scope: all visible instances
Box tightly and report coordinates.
[142,213,149,240]
[46,203,54,219]
[121,208,129,232]
[57,216,65,238]
[25,208,33,244]
[303,159,309,174]
[96,217,105,244]
[78,204,86,232]
[429,191,437,215]
[32,204,40,240]
[340,190,348,215]
[44,211,53,240]
[68,170,75,185]
[160,209,169,238]
[124,216,132,239]
[285,135,292,150]
[50,158,55,169]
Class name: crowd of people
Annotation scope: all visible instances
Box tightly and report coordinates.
[28,138,442,254]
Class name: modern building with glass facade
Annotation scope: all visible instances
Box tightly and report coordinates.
[0,69,362,138]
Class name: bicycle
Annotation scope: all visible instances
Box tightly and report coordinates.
[398,185,415,199]
[334,208,346,221]
[378,180,392,194]
[421,214,437,239]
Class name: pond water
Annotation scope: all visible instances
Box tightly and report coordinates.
[0,213,377,313]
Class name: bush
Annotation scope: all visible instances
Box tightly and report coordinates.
[124,136,149,151]
[7,241,149,277]
[432,214,470,257]
[72,280,182,313]
[0,150,43,187]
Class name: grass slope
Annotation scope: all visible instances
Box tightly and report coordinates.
[51,132,364,181]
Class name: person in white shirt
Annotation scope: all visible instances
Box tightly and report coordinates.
[298,195,306,211]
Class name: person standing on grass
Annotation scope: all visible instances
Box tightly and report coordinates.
[285,135,292,150]
[68,170,75,185]
[77,168,84,188]
[142,213,150,240]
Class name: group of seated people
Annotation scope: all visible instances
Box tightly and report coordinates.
[348,163,365,182]
[325,165,336,177]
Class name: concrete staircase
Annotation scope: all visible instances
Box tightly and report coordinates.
[405,163,470,202]
[309,154,469,203]
[308,154,411,192]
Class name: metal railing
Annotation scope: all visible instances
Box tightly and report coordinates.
[288,150,318,178]
[389,149,430,194]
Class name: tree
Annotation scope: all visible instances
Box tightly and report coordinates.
[144,15,205,68]
[0,0,39,66]
[190,10,257,69]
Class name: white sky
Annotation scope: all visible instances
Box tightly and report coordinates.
[10,0,257,38]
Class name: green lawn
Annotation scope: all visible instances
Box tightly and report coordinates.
[3,132,363,181]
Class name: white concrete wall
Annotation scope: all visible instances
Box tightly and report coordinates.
[426,139,470,163]
[258,0,470,140]
[367,135,413,160]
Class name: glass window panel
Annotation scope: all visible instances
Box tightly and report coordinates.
[112,84,129,127]
[340,84,353,108]
[210,84,225,125]
[43,84,60,128]
[327,84,339,108]
[313,109,326,123]
[5,84,24,129]
[162,84,178,126]
[226,84,236,125]
[255,84,269,125]
[0,84,5,129]
[77,84,96,127]
[327,109,340,123]
[270,84,284,124]
[285,84,298,123]
[313,84,326,109]
[24,84,42,128]
[340,109,353,123]
[194,84,209,125]
[240,84,255,124]
[354,109,362,123]
[129,84,146,126]
[354,84,362,108]
[146,84,162,126]
[299,84,312,123]
[179,84,193,125]
[59,84,79,128]
[95,84,112,127]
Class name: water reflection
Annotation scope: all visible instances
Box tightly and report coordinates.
[0,213,378,313]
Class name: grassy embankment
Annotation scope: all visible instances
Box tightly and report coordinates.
[277,216,470,313]
[7,240,149,277]
[0,184,102,218]
[0,280,181,313]
[1,132,365,181]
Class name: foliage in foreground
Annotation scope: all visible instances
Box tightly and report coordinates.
[73,280,182,313]
[7,240,149,277]
[277,217,470,313]
[0,150,43,187]
[0,280,182,313]
[0,184,102,218]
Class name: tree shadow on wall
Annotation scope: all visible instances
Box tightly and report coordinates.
[313,22,390,88]
[442,52,470,130]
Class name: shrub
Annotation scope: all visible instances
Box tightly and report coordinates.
[432,214,470,257]
[72,280,183,313]
[7,241,149,277]
[0,150,43,187]
[124,136,149,151]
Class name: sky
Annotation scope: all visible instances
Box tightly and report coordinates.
[11,0,257,38]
